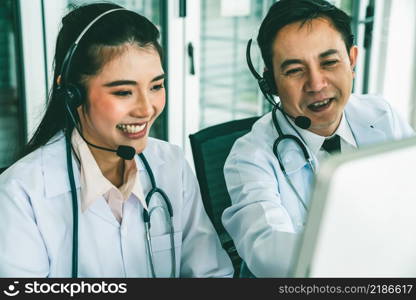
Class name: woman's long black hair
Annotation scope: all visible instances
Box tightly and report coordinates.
[20,2,163,158]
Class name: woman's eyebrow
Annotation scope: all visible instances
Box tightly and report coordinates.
[103,80,137,87]
[103,74,165,87]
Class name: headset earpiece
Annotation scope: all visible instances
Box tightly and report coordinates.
[59,9,126,113]
[246,39,278,106]
[65,84,84,108]
[263,70,278,95]
[59,83,84,109]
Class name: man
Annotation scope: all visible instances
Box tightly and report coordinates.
[222,0,414,277]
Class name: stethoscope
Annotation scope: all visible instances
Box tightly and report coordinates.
[64,131,176,278]
[246,39,316,212]
[271,105,315,212]
[56,8,176,278]
[246,39,359,213]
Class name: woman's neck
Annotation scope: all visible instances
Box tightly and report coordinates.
[88,146,124,187]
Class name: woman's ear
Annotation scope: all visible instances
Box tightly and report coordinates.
[56,75,62,86]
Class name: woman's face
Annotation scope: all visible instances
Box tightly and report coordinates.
[77,44,165,155]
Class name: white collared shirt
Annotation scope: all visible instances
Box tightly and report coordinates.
[288,112,358,163]
[0,132,234,277]
[71,129,146,222]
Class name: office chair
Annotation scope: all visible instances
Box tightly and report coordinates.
[189,116,260,277]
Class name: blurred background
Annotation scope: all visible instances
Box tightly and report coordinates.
[0,0,415,168]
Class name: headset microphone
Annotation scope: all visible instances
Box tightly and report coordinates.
[59,8,137,161]
[82,136,135,160]
[246,39,312,130]
[116,145,136,160]
[294,116,312,129]
[65,105,136,160]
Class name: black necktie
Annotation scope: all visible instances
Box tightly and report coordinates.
[322,135,341,154]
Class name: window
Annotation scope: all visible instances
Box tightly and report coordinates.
[199,0,273,129]
[0,0,25,168]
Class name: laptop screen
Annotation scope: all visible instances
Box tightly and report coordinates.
[292,136,416,277]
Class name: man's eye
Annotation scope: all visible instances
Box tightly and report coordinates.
[112,90,132,96]
[151,84,164,91]
[322,60,338,67]
[285,68,302,76]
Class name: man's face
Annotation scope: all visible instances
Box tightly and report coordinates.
[272,17,357,136]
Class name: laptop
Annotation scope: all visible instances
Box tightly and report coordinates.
[292,136,416,277]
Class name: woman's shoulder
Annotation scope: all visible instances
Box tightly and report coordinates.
[0,148,45,198]
[145,137,184,161]
[0,133,66,186]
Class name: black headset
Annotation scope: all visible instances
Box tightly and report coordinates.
[57,8,136,160]
[57,7,176,278]
[246,39,277,106]
[246,39,311,129]
[57,8,126,110]
[58,43,85,109]
[246,38,314,213]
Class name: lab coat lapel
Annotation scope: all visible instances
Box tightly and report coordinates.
[138,138,166,172]
[272,108,314,219]
[87,196,120,227]
[43,135,166,225]
[42,133,118,226]
[138,138,167,198]
[87,139,168,226]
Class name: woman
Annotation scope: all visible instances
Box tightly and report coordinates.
[0,3,233,278]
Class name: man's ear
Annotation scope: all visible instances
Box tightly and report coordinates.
[56,75,62,86]
[349,46,358,76]
[263,68,278,96]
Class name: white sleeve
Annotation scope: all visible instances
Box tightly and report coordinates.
[0,172,50,277]
[179,157,234,277]
[222,139,301,277]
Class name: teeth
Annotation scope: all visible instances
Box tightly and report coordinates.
[311,98,331,108]
[117,123,146,133]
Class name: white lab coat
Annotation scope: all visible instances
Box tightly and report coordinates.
[0,132,234,278]
[222,94,414,277]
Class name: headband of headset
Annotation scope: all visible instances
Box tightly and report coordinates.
[58,8,126,107]
[246,39,278,106]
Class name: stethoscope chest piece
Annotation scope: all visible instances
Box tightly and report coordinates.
[66,137,176,278]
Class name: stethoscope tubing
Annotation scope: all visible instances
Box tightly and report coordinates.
[271,105,314,212]
[271,104,359,214]
[65,131,79,278]
[65,132,175,278]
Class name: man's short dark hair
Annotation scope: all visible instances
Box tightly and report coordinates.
[257,0,354,70]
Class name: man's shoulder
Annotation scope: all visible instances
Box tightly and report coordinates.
[226,113,276,165]
[230,113,272,147]
[348,93,391,111]
[346,93,414,141]
[346,93,395,120]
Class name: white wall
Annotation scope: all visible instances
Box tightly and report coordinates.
[369,0,416,127]
[19,0,47,140]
